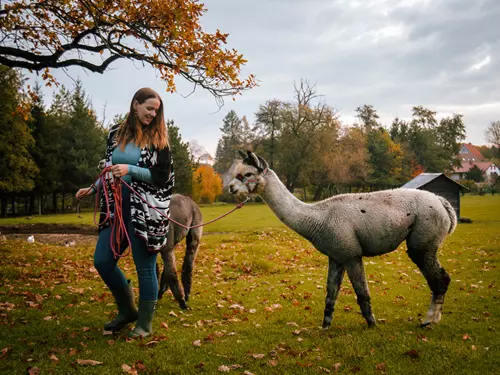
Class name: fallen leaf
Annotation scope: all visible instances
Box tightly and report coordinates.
[471,345,477,351]
[286,322,299,327]
[192,340,202,347]
[122,363,138,375]
[50,354,59,362]
[218,365,231,372]
[268,359,278,367]
[103,330,113,336]
[145,340,159,346]
[243,371,256,375]
[161,322,169,330]
[169,311,178,317]
[319,366,331,373]
[251,353,265,359]
[292,329,301,335]
[376,362,386,371]
[28,367,40,375]
[403,349,420,359]
[463,334,471,340]
[0,347,12,360]
[332,362,342,372]
[76,359,103,366]
[195,362,205,369]
[83,327,90,332]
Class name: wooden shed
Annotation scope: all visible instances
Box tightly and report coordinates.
[401,173,468,219]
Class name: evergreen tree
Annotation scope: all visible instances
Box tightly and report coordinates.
[0,66,39,194]
[167,120,193,196]
[213,110,242,174]
[59,80,106,193]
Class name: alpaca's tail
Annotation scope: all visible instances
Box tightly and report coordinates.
[439,196,457,234]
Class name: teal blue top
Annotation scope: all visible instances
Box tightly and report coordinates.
[94,143,153,190]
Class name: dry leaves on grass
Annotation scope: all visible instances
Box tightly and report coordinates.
[122,363,138,375]
[0,347,12,360]
[76,359,103,366]
[218,364,242,372]
[28,367,40,375]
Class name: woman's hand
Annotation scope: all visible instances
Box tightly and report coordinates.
[76,187,94,199]
[110,164,129,178]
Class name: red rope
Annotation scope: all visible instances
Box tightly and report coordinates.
[85,167,249,257]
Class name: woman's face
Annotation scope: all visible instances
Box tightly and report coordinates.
[134,98,161,126]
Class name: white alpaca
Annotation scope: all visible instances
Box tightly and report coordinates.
[228,151,456,328]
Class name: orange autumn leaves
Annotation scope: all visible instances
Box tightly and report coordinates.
[192,165,223,204]
[0,0,257,97]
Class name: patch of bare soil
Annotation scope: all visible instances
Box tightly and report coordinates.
[4,233,97,246]
[0,224,98,246]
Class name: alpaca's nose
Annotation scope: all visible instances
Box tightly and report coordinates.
[229,184,236,194]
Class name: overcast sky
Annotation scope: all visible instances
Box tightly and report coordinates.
[37,0,499,155]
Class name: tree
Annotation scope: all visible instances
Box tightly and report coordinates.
[192,165,223,204]
[29,83,64,214]
[0,66,39,194]
[437,114,466,169]
[213,110,242,174]
[355,104,380,132]
[323,127,369,189]
[485,121,500,155]
[0,0,256,101]
[275,79,338,192]
[465,165,484,182]
[390,107,465,174]
[58,80,106,194]
[366,128,404,186]
[254,99,283,169]
[168,120,193,196]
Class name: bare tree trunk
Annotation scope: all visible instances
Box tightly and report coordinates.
[62,193,65,212]
[52,193,57,213]
[38,194,43,216]
[11,196,16,216]
[1,196,7,217]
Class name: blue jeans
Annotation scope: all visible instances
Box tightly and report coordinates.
[93,187,158,301]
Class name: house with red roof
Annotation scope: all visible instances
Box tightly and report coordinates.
[450,143,500,181]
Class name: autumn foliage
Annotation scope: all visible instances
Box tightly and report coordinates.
[0,0,256,99]
[192,165,223,204]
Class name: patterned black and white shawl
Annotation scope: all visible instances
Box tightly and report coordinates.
[98,124,175,252]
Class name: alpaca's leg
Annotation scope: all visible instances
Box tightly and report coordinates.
[162,250,188,309]
[322,257,345,330]
[158,249,171,300]
[407,248,451,326]
[345,260,376,327]
[181,228,201,302]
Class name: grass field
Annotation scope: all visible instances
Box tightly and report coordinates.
[0,195,499,374]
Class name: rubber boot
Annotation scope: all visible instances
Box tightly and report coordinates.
[104,280,138,332]
[128,300,157,338]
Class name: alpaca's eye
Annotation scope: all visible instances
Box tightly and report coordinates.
[244,173,253,177]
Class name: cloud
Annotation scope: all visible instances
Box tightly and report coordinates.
[35,0,500,154]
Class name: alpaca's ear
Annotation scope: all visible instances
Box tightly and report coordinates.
[257,156,269,170]
[247,151,263,171]
[238,150,247,160]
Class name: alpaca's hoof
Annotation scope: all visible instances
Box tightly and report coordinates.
[179,300,189,310]
[367,321,377,328]
[419,321,433,328]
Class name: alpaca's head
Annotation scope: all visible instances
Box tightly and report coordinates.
[228,151,269,201]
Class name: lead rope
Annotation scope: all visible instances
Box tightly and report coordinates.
[83,167,250,258]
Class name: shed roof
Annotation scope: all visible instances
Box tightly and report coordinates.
[401,173,468,190]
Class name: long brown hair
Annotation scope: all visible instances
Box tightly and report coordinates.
[116,87,169,150]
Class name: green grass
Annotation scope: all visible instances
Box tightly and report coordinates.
[0,203,286,233]
[0,195,499,374]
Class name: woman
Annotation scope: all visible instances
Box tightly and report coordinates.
[76,87,174,338]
